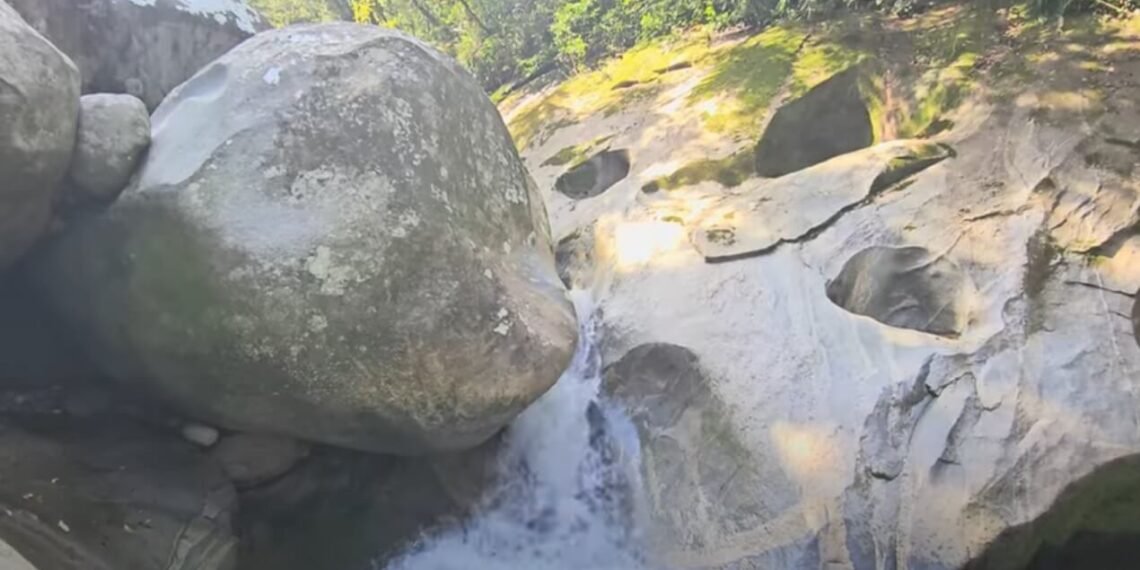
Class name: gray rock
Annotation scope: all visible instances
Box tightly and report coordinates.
[1133,293,1139,348]
[0,274,99,389]
[0,0,80,267]
[554,149,631,199]
[212,433,309,486]
[754,66,878,178]
[182,422,221,447]
[826,246,977,337]
[602,344,799,557]
[237,446,490,570]
[31,24,577,455]
[6,0,266,110]
[0,418,238,570]
[67,93,151,203]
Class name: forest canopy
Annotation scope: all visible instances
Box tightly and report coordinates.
[249,0,1139,94]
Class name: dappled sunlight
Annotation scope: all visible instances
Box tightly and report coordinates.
[609,219,687,269]
[770,422,843,485]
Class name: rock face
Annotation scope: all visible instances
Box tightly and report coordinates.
[0,274,99,389]
[212,433,310,487]
[32,24,577,455]
[826,246,977,337]
[0,0,80,267]
[519,21,1140,569]
[754,67,877,178]
[0,418,238,570]
[6,0,266,110]
[237,447,485,570]
[67,93,151,203]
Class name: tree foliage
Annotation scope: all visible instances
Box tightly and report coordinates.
[248,0,1138,92]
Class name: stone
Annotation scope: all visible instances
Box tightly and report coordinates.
[0,0,80,267]
[31,24,577,455]
[754,66,880,178]
[66,93,151,203]
[237,446,488,570]
[602,344,798,559]
[0,417,238,570]
[5,0,266,110]
[212,433,309,486]
[182,422,221,447]
[826,246,978,337]
[555,224,597,289]
[554,149,631,199]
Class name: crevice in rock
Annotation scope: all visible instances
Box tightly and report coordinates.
[1086,220,1140,258]
[554,149,631,199]
[964,203,1033,223]
[1062,280,1137,298]
[704,143,953,264]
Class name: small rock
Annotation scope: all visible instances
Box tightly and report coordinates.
[211,433,309,486]
[181,422,219,447]
[66,93,150,203]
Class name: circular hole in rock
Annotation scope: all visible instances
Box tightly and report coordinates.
[825,246,975,337]
[555,149,631,200]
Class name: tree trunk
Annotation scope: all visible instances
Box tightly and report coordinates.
[456,0,492,34]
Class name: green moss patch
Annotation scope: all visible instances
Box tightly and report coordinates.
[642,150,754,192]
[542,135,616,167]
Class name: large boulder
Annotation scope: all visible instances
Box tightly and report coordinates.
[6,0,266,110]
[0,0,80,268]
[0,417,238,570]
[66,93,151,204]
[31,24,577,455]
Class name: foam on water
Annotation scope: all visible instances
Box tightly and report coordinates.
[386,291,651,570]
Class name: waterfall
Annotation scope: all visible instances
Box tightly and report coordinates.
[386,291,651,570]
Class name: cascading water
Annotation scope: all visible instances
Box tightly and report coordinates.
[386,291,652,570]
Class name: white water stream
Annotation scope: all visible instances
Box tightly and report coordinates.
[387,292,652,570]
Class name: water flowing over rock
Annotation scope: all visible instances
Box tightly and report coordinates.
[30,24,577,455]
[0,0,80,267]
[389,294,650,570]
[6,0,265,110]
